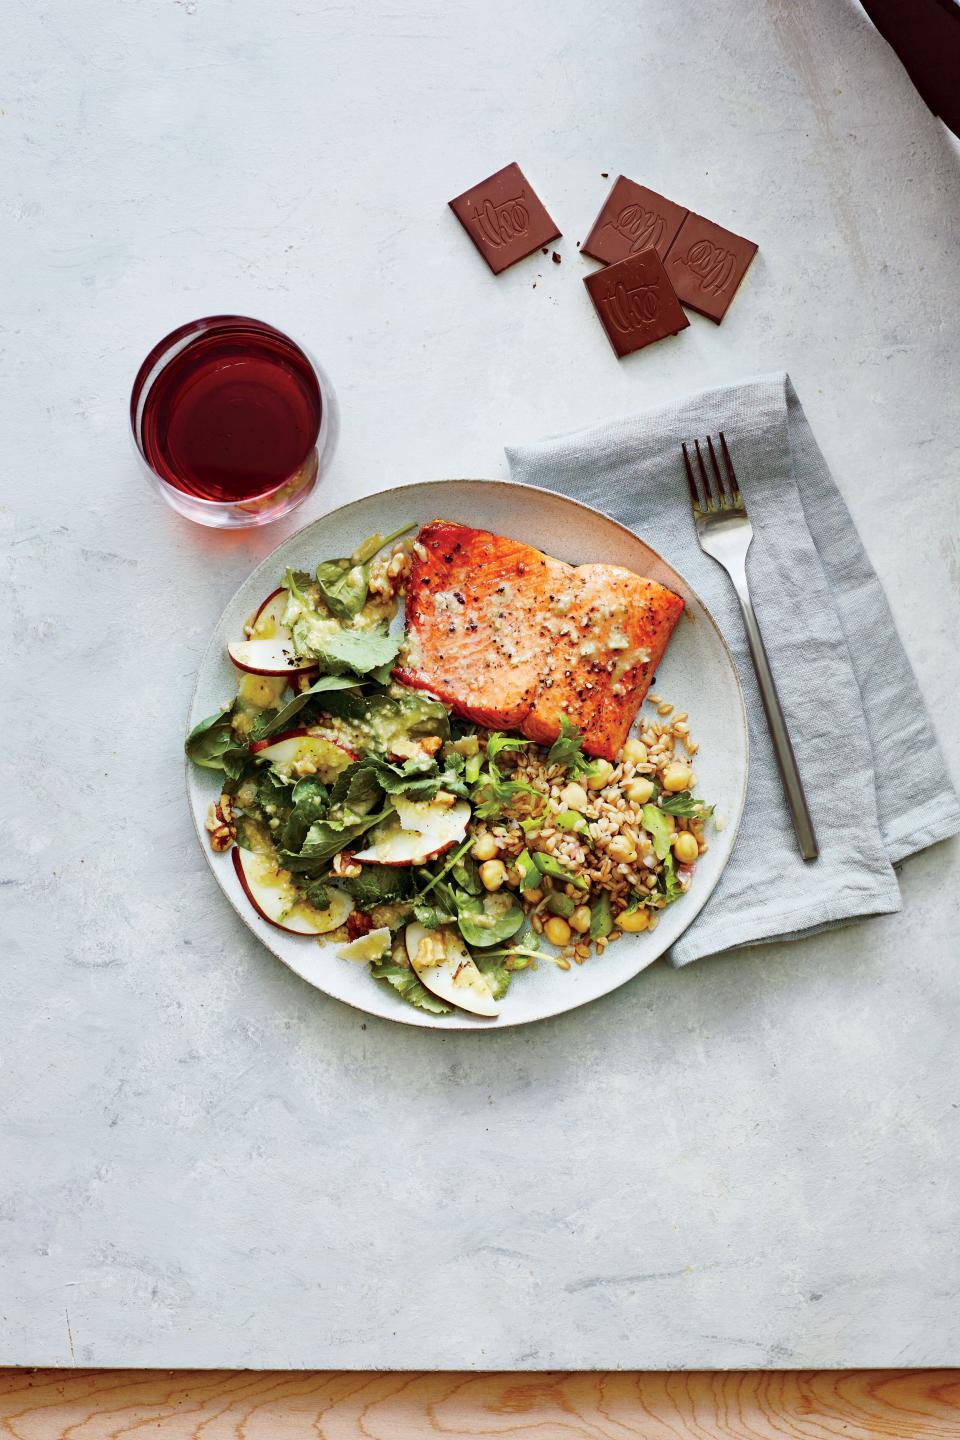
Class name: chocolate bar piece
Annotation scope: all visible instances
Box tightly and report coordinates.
[582,176,688,265]
[583,249,689,358]
[449,163,561,275]
[664,213,758,322]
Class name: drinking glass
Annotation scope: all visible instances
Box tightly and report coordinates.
[130,315,338,528]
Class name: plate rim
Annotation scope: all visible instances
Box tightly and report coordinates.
[186,477,749,1029]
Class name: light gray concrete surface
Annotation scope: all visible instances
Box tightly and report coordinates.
[2,0,959,1369]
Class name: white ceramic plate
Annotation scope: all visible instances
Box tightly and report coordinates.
[187,480,748,1028]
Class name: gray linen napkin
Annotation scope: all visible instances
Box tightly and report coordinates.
[505,372,960,965]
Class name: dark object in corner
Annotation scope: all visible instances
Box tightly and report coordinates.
[859,0,960,137]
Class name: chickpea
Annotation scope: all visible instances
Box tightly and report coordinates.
[662,761,692,792]
[625,777,655,805]
[569,905,592,934]
[607,834,638,865]
[544,916,572,947]
[673,831,699,865]
[479,859,507,891]
[559,781,590,813]
[586,759,614,791]
[618,907,650,933]
[471,834,499,862]
[622,738,648,765]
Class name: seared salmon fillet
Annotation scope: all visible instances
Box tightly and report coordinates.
[393,520,547,728]
[394,521,684,760]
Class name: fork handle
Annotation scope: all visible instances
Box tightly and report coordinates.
[729,568,819,861]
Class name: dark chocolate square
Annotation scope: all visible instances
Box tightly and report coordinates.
[664,212,758,322]
[581,175,688,265]
[583,249,689,358]
[449,163,561,275]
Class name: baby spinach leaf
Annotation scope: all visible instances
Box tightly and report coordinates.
[279,805,394,871]
[456,890,525,948]
[313,523,414,620]
[184,705,248,775]
[451,855,482,895]
[254,674,364,739]
[350,522,415,567]
[315,559,370,620]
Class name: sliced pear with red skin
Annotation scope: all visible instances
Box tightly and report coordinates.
[232,848,352,935]
[337,928,392,964]
[251,587,287,634]
[227,636,317,677]
[228,588,317,677]
[353,798,471,866]
[404,922,499,1018]
[249,731,357,780]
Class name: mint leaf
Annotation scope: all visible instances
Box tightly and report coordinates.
[341,865,413,911]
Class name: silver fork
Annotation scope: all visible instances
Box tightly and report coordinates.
[681,433,818,861]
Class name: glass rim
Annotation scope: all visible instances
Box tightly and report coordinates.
[130,314,325,510]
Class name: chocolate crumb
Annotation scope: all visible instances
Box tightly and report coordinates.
[542,247,548,255]
[552,251,561,264]
[601,171,608,177]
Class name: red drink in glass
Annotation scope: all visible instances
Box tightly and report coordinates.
[131,316,337,527]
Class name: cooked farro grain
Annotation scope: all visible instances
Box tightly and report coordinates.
[466,704,712,966]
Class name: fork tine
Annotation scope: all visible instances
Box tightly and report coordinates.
[694,439,715,509]
[706,436,728,505]
[718,432,741,502]
[681,442,702,510]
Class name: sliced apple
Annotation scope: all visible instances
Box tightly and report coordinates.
[229,588,316,676]
[249,731,357,780]
[228,636,317,677]
[404,922,498,1018]
[353,798,471,866]
[232,849,352,935]
[337,927,392,964]
[251,587,287,635]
